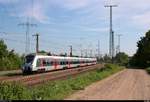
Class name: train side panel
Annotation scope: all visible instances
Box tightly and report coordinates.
[23,54,98,73]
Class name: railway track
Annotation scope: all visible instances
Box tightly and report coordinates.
[0,64,104,86]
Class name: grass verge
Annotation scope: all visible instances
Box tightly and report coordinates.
[0,64,125,100]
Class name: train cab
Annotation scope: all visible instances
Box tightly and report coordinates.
[22,54,35,73]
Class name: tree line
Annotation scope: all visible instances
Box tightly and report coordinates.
[99,29,150,68]
[1,28,150,71]
[97,52,129,66]
[129,30,150,68]
[0,40,23,71]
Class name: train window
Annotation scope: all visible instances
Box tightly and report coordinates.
[46,60,51,66]
[51,61,53,65]
[63,61,65,65]
[36,59,40,67]
[60,61,62,65]
[43,60,46,66]
[59,62,61,65]
[25,55,35,63]
[60,62,63,65]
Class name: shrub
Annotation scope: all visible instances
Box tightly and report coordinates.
[0,82,31,100]
[146,67,150,74]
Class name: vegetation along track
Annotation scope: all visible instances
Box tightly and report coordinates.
[0,64,104,86]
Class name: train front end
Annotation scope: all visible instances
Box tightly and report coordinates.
[22,54,35,74]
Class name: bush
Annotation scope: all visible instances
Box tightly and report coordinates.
[0,40,23,71]
[146,67,150,74]
[0,82,31,100]
[114,52,129,66]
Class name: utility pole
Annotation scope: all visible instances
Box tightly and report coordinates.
[90,49,93,58]
[84,49,88,58]
[69,45,72,57]
[18,18,37,55]
[80,46,83,57]
[104,5,118,61]
[88,43,92,58]
[80,38,83,57]
[98,40,100,58]
[112,30,115,57]
[32,33,39,54]
[117,34,122,53]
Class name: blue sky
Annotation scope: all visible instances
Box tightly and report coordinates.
[0,0,150,57]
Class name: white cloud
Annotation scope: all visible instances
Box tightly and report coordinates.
[132,12,150,29]
[1,0,103,24]
[5,0,50,24]
[21,2,49,23]
[62,0,91,10]
[48,0,92,10]
[3,0,150,29]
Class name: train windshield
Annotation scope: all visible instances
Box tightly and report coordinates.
[25,55,35,63]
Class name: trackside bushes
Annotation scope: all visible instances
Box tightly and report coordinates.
[0,64,124,100]
[0,82,32,100]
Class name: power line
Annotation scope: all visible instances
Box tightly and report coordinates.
[17,0,37,55]
[18,18,37,55]
[1,37,68,54]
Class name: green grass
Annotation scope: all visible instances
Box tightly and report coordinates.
[0,64,124,100]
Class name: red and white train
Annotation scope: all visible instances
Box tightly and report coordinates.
[22,54,97,74]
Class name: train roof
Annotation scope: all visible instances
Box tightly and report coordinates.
[26,54,96,60]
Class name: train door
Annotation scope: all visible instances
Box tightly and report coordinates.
[79,59,83,67]
[60,58,65,69]
[52,58,58,70]
[37,58,46,72]
[67,58,71,68]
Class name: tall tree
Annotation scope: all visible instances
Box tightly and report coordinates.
[0,40,23,70]
[115,52,129,66]
[130,30,150,67]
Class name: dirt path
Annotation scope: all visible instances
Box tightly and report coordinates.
[65,69,150,100]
